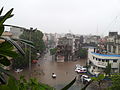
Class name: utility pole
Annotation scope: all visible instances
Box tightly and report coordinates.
[4,24,37,78]
[28,27,37,78]
[29,27,32,77]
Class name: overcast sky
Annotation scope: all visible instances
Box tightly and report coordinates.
[1,0,120,35]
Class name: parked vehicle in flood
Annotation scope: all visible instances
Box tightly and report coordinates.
[75,64,87,73]
[81,75,91,84]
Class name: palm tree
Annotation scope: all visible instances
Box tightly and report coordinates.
[0,7,34,84]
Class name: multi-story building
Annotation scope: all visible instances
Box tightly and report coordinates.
[87,32,120,76]
[10,27,24,39]
[106,32,120,54]
[0,31,13,43]
[87,47,120,76]
[84,35,100,45]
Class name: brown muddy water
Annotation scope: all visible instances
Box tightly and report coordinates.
[12,53,95,90]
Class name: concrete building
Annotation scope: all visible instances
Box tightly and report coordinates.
[0,31,12,43]
[88,47,120,75]
[10,27,24,39]
[106,32,120,54]
[84,35,100,45]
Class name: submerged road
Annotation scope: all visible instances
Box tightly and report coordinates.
[13,52,95,90]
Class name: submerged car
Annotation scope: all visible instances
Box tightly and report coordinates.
[75,64,82,68]
[81,75,91,84]
[32,60,38,64]
[75,65,87,73]
[15,69,23,73]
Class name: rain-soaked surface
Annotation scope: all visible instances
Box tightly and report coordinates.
[13,52,95,90]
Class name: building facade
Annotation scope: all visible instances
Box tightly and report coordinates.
[88,47,120,75]
[10,27,23,39]
[106,32,120,54]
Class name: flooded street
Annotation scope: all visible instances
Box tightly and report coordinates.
[38,53,85,89]
[13,52,94,90]
[39,53,86,85]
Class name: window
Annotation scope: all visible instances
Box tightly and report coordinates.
[105,60,108,62]
[98,59,101,61]
[102,59,105,62]
[113,60,117,62]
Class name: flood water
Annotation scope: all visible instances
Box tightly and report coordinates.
[13,52,95,90]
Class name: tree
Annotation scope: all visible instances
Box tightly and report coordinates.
[0,7,27,84]
[0,7,54,90]
[91,74,105,90]
[0,76,55,90]
[80,74,105,90]
[12,30,46,69]
[50,48,57,55]
[104,61,111,76]
[108,73,120,90]
[75,48,87,58]
[20,30,46,59]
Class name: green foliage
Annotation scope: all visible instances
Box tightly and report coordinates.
[50,48,57,55]
[12,55,27,69]
[12,30,46,69]
[0,7,16,84]
[20,30,46,56]
[75,48,87,58]
[0,7,3,15]
[61,77,76,90]
[91,74,105,81]
[108,74,120,90]
[104,62,111,76]
[0,8,13,26]
[0,7,27,84]
[12,38,35,48]
[3,37,25,56]
[0,25,4,36]
[0,76,54,90]
[79,49,87,58]
[0,7,53,90]
[80,74,105,90]
[0,55,10,66]
[91,74,105,89]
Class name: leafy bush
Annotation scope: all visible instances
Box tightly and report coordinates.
[50,48,57,55]
[0,76,54,90]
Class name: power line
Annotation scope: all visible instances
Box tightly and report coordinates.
[2,0,9,6]
[102,16,120,36]
[105,16,118,31]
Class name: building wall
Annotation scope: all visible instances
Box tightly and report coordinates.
[106,32,120,54]
[10,27,23,39]
[88,48,120,75]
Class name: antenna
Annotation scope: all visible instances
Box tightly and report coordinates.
[96,24,98,35]
[69,29,73,34]
[69,29,71,33]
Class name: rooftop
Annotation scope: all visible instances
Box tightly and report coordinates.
[91,52,120,57]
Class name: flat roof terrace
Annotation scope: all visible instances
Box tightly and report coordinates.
[91,52,120,60]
